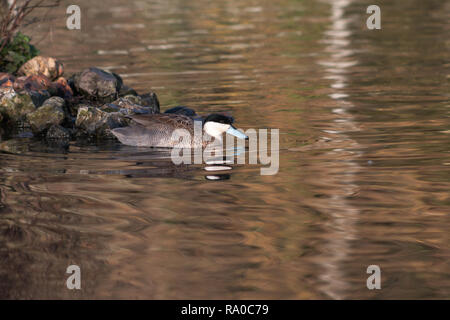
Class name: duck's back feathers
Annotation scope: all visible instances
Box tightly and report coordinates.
[129,113,194,132]
[111,113,202,148]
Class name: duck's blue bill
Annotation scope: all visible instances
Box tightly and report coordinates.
[226,126,248,140]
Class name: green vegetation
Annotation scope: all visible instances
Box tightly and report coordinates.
[0,32,39,73]
[0,0,59,73]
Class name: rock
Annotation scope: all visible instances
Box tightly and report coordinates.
[0,87,8,99]
[75,105,128,137]
[23,89,51,108]
[0,65,162,145]
[18,56,64,81]
[0,79,14,88]
[15,131,34,138]
[26,98,65,133]
[117,93,160,113]
[118,84,138,97]
[111,72,124,90]
[72,68,121,103]
[0,73,15,82]
[99,103,121,113]
[65,100,84,118]
[0,88,36,122]
[13,75,52,92]
[41,96,70,123]
[109,96,156,115]
[139,92,160,113]
[120,94,143,105]
[52,77,73,99]
[12,76,27,91]
[12,75,52,107]
[41,96,65,109]
[46,124,71,140]
[0,73,15,88]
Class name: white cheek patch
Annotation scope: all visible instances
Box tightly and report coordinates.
[204,122,230,137]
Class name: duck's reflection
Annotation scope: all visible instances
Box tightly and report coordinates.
[205,174,231,181]
[74,144,243,180]
[203,155,234,180]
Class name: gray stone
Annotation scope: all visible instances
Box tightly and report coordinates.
[75,105,128,137]
[72,68,121,102]
[42,96,65,109]
[99,103,121,113]
[18,56,64,81]
[110,96,156,115]
[23,89,51,108]
[139,92,160,113]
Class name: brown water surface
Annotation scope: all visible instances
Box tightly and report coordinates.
[0,0,449,299]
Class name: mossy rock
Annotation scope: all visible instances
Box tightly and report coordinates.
[41,96,65,109]
[26,103,65,133]
[110,97,156,115]
[75,105,129,138]
[0,88,36,122]
[24,89,51,108]
[46,124,71,140]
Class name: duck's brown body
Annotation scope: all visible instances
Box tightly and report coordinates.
[111,114,209,148]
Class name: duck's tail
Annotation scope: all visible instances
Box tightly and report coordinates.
[111,124,150,147]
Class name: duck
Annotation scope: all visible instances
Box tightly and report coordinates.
[111,109,247,148]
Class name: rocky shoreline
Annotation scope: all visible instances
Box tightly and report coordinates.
[0,56,160,149]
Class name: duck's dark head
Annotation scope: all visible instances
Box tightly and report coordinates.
[203,113,247,140]
[203,113,234,125]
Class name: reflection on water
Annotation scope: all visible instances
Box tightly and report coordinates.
[0,0,449,299]
[314,0,361,300]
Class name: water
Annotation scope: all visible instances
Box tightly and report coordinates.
[0,0,449,299]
